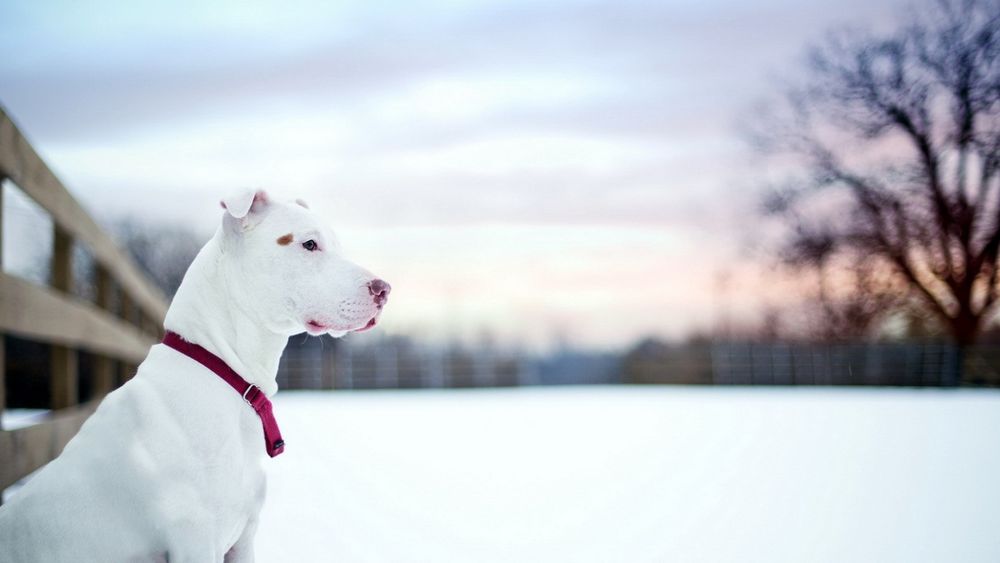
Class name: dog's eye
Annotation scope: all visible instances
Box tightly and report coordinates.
[302,240,319,252]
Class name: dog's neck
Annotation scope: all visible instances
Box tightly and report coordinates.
[163,232,287,396]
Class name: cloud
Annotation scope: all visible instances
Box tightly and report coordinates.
[1,0,896,141]
[0,0,902,346]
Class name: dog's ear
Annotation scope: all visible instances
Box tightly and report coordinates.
[220,189,269,233]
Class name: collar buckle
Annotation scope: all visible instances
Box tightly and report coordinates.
[242,384,260,407]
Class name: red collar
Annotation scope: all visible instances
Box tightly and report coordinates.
[162,331,285,457]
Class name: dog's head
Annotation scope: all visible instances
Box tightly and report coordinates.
[219,189,390,337]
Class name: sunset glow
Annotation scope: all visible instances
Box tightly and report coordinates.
[0,0,898,348]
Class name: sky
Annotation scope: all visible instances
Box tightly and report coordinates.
[0,0,900,350]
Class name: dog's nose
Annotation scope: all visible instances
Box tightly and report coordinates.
[368,279,391,306]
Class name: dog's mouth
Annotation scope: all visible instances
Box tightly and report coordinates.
[306,319,331,335]
[353,317,378,333]
[306,316,378,335]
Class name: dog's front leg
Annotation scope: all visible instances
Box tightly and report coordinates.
[224,516,259,563]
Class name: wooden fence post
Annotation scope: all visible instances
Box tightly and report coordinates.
[119,291,135,381]
[50,225,78,409]
[0,178,5,431]
[92,266,114,396]
[0,180,4,505]
[120,291,134,327]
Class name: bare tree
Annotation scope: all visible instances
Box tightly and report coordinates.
[777,227,905,341]
[112,219,203,298]
[755,0,1000,346]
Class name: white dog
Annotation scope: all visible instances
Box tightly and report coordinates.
[0,190,390,562]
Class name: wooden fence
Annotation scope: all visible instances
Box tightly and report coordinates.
[0,106,168,498]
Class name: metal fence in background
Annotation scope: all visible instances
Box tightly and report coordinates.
[710,342,963,386]
[276,337,543,390]
[278,337,1000,390]
[626,342,998,387]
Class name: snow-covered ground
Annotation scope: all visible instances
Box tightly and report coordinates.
[258,386,1000,563]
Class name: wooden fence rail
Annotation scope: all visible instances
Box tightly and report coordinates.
[0,105,169,494]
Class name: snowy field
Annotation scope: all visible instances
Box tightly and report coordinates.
[258,386,1000,563]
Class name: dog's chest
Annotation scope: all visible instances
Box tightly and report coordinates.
[122,348,270,539]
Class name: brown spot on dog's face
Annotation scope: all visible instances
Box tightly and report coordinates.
[277,233,294,246]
